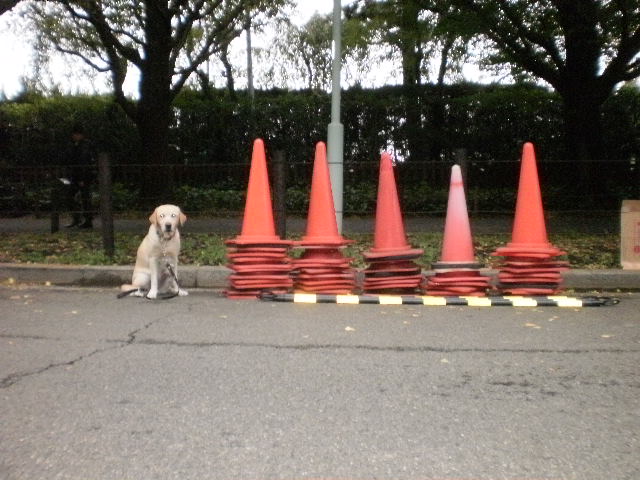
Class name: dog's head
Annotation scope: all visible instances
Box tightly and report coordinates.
[149,204,187,239]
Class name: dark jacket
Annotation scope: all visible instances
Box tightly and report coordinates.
[66,137,96,184]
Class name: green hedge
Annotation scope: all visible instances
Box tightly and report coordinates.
[4,83,638,170]
[1,83,639,214]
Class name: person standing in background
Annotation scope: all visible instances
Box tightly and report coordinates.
[64,123,96,229]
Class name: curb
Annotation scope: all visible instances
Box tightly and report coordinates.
[1,263,639,291]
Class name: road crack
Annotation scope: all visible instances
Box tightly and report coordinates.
[0,346,115,389]
[1,313,173,389]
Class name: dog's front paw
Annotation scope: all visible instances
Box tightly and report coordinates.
[131,289,145,297]
[178,289,189,296]
[146,289,158,299]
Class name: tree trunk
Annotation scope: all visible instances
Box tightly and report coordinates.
[221,47,237,100]
[558,80,609,194]
[137,1,173,206]
[553,1,608,194]
[429,35,455,182]
[137,96,171,205]
[399,0,425,170]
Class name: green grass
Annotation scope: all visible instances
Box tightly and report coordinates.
[0,231,621,269]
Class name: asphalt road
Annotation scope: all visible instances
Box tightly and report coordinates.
[1,286,638,480]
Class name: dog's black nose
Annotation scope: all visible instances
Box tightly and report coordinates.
[165,223,172,231]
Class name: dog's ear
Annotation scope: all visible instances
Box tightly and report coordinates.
[179,210,187,227]
[149,208,158,225]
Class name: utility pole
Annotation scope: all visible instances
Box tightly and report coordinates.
[245,11,254,104]
[327,0,344,233]
[245,10,255,139]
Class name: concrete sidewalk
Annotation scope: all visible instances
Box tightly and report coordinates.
[1,262,638,291]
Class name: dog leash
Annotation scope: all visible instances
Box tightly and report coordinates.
[117,288,140,299]
[117,261,182,300]
[117,287,179,300]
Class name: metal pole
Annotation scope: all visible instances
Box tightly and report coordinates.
[327,0,344,233]
[245,11,254,104]
[245,11,255,139]
[98,152,114,257]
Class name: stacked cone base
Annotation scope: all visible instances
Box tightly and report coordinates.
[362,251,424,294]
[423,265,491,297]
[494,256,569,294]
[225,240,293,299]
[293,248,356,294]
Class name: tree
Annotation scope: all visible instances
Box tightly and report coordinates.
[345,0,472,166]
[447,0,640,170]
[260,14,334,91]
[31,0,286,203]
[258,9,379,91]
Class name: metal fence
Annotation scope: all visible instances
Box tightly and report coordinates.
[1,153,638,220]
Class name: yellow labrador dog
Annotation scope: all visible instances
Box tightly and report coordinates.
[121,204,188,299]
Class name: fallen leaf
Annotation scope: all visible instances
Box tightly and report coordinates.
[525,323,542,329]
[345,326,356,332]
[441,358,450,364]
[601,334,614,338]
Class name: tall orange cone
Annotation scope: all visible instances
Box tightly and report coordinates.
[232,138,286,245]
[439,164,476,264]
[293,142,355,294]
[225,139,292,299]
[363,151,423,294]
[512,142,548,246]
[494,142,561,256]
[425,164,490,296]
[491,142,568,295]
[299,142,351,247]
[366,152,422,258]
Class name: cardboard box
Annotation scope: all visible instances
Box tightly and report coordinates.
[621,200,640,269]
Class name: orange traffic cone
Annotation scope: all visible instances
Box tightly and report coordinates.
[225,139,292,299]
[365,152,422,259]
[425,164,490,296]
[494,142,561,256]
[230,139,289,245]
[491,142,568,295]
[299,142,352,247]
[293,142,355,294]
[439,164,476,265]
[363,151,423,294]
